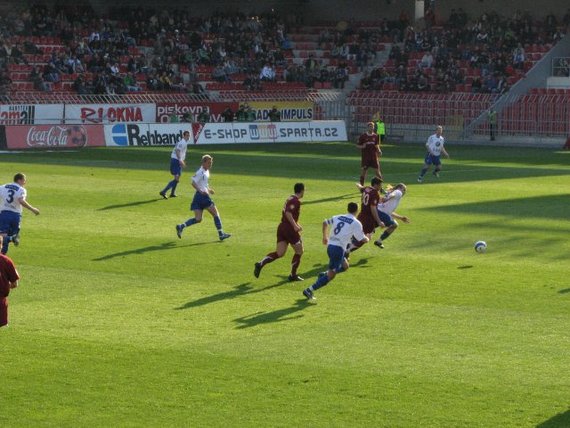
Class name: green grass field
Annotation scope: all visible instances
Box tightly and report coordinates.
[1,142,569,427]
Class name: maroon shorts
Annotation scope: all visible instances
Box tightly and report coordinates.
[361,157,379,169]
[359,216,378,235]
[277,222,301,245]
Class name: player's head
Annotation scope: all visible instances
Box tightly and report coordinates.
[395,183,407,195]
[294,182,305,196]
[371,177,383,188]
[14,173,26,185]
[435,125,443,135]
[367,122,375,132]
[201,154,213,168]
[347,202,358,214]
[183,130,190,139]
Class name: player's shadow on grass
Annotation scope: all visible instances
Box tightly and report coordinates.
[536,409,570,427]
[175,258,370,311]
[558,288,570,294]
[302,193,357,206]
[233,299,311,329]
[93,241,213,261]
[98,198,161,211]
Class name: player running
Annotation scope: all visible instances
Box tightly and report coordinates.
[0,173,40,254]
[175,155,231,241]
[254,183,305,282]
[302,202,369,300]
[417,125,450,183]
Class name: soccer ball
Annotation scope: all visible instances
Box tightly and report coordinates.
[474,241,487,253]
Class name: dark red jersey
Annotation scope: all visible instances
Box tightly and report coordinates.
[358,132,380,161]
[357,186,381,234]
[0,254,19,297]
[281,195,301,224]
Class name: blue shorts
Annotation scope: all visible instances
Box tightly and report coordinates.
[0,211,21,236]
[378,210,397,227]
[190,192,214,211]
[424,153,441,166]
[327,244,346,272]
[170,158,182,176]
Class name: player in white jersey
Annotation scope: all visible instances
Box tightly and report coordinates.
[374,183,410,249]
[303,202,368,300]
[0,173,40,254]
[417,125,450,183]
[175,155,231,241]
[160,130,191,199]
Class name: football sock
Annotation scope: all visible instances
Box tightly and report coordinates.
[359,175,365,185]
[183,218,198,228]
[1,239,9,254]
[260,252,279,267]
[419,167,428,178]
[291,253,302,276]
[380,230,392,241]
[311,273,330,291]
[214,216,223,234]
[170,181,178,195]
[0,297,7,327]
[335,266,345,273]
[162,180,175,193]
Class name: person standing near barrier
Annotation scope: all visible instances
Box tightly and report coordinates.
[372,111,386,145]
[160,131,191,199]
[417,125,450,183]
[357,122,382,186]
[0,173,40,254]
[488,109,497,141]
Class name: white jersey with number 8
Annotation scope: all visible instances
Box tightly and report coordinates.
[326,213,366,249]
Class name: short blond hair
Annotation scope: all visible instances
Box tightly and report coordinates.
[201,154,213,163]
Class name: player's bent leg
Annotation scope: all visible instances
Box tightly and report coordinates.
[170,175,180,197]
[255,241,288,277]
[288,241,304,282]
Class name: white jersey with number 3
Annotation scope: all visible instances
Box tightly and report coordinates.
[326,213,366,249]
[0,183,27,214]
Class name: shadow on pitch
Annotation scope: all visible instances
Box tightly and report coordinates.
[93,240,214,261]
[175,257,371,311]
[536,409,570,427]
[98,198,162,211]
[302,193,358,206]
[558,288,570,294]
[418,194,570,221]
[233,299,312,329]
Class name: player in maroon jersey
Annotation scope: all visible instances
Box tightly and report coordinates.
[357,122,382,186]
[347,177,384,255]
[254,183,305,282]
[0,236,20,327]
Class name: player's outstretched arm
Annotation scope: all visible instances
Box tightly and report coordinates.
[20,198,39,215]
[322,220,329,245]
[393,212,410,223]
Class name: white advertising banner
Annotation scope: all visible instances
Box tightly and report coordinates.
[104,123,192,146]
[0,104,64,124]
[65,103,156,124]
[193,120,347,145]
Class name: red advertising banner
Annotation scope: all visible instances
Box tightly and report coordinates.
[156,102,239,123]
[5,124,105,149]
[65,103,156,124]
